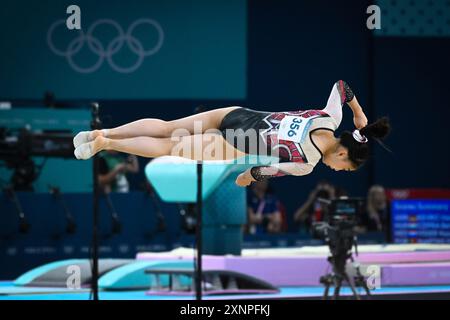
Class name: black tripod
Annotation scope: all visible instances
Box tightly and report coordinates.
[320,231,371,300]
[3,186,30,234]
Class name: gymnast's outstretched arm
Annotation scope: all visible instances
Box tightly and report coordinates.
[323,80,368,129]
[235,163,314,187]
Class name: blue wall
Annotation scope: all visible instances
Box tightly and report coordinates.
[373,36,450,188]
[0,0,246,99]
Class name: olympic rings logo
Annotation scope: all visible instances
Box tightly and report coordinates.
[47,18,164,74]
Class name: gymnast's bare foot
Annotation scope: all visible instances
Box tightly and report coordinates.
[74,135,108,160]
[73,129,105,149]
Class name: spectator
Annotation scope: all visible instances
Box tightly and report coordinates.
[98,150,139,193]
[294,180,335,232]
[247,180,282,234]
[359,185,390,237]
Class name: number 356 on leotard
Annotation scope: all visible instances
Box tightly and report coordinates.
[287,117,302,137]
[277,116,311,143]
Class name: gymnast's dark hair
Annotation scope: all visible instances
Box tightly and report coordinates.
[339,117,391,168]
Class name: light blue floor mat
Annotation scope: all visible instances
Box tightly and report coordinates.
[0,285,449,300]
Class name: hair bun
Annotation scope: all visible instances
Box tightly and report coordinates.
[360,117,391,139]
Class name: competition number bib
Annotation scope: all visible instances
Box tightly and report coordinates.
[277,116,312,143]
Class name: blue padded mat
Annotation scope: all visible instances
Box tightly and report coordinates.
[0,285,450,300]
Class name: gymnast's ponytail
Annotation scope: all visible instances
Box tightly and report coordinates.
[359,117,391,140]
[339,117,391,168]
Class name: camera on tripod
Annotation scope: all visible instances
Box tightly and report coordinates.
[311,197,371,299]
[311,198,362,249]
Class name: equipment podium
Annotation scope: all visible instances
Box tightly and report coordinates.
[145,155,278,255]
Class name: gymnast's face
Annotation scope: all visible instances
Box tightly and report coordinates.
[322,146,356,172]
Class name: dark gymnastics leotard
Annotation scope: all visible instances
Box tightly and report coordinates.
[218,80,355,181]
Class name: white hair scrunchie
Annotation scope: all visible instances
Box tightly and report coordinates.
[352,129,368,143]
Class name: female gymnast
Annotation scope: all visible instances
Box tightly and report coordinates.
[73,80,390,187]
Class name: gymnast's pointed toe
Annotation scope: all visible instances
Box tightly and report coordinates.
[74,143,94,160]
[73,131,92,149]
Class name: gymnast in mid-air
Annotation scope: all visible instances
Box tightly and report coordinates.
[73,80,390,187]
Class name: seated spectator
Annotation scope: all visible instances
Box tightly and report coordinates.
[358,185,390,237]
[98,150,139,193]
[294,180,335,232]
[247,180,282,234]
